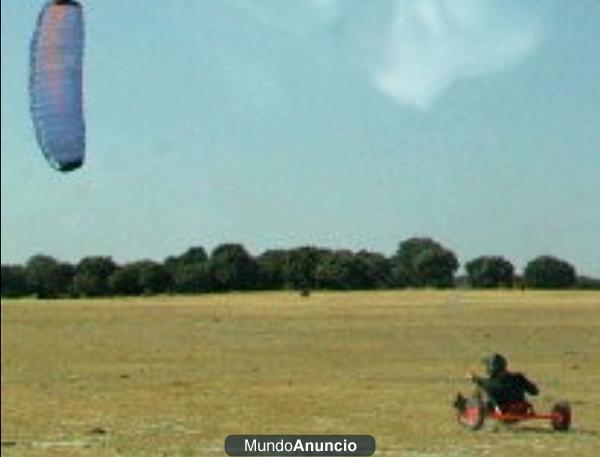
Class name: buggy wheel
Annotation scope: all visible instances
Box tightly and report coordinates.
[551,402,571,431]
[457,396,485,431]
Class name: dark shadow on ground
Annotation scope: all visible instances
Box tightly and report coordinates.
[504,425,598,436]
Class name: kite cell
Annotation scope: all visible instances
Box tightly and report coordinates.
[30,0,85,172]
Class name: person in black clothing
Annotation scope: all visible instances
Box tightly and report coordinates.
[454,353,539,413]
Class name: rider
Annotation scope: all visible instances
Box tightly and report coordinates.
[455,353,539,412]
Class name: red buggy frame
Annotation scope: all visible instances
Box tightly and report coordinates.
[457,396,571,431]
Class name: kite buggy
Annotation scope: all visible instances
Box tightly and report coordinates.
[453,354,571,431]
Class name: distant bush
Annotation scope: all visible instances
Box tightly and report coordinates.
[72,256,117,297]
[391,238,459,288]
[315,250,372,290]
[283,247,330,291]
[354,250,393,289]
[137,261,172,295]
[171,263,210,294]
[107,261,172,296]
[524,256,577,289]
[577,276,600,290]
[25,255,74,298]
[108,264,144,296]
[208,244,259,291]
[1,265,30,297]
[465,256,514,288]
[164,246,208,273]
[257,250,289,290]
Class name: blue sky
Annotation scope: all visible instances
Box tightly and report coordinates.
[1,0,599,276]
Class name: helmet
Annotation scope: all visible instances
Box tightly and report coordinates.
[483,353,507,376]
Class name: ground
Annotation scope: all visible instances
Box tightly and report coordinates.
[1,291,599,456]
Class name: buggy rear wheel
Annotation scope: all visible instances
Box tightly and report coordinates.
[551,402,571,431]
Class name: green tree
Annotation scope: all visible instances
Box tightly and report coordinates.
[208,244,259,291]
[138,261,172,294]
[355,250,393,289]
[72,256,117,297]
[108,261,172,296]
[165,246,208,272]
[315,250,371,290]
[257,250,289,290]
[391,238,459,288]
[283,247,329,290]
[25,255,74,298]
[164,246,209,294]
[1,265,30,297]
[577,276,600,290]
[524,256,577,289]
[465,256,514,288]
[171,263,210,293]
[177,246,208,265]
[108,264,143,296]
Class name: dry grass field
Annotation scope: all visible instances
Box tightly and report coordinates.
[1,291,599,456]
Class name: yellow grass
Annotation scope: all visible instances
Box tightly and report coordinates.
[1,291,599,456]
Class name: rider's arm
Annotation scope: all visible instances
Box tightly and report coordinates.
[516,373,539,396]
[470,374,487,387]
[523,377,539,396]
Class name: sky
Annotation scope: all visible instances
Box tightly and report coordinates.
[1,0,599,276]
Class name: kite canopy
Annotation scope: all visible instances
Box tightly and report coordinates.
[30,0,85,172]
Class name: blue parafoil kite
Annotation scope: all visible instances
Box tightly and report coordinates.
[30,0,85,172]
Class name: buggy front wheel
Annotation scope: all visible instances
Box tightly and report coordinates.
[457,396,485,431]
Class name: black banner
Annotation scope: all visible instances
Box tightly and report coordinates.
[225,435,376,456]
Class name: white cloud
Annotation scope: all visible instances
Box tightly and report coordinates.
[209,0,544,110]
[375,0,543,109]
[314,0,543,109]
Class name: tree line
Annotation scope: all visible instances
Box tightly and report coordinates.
[1,237,598,298]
